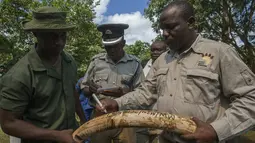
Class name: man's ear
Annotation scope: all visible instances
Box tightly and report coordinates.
[187,16,195,29]
[121,40,126,48]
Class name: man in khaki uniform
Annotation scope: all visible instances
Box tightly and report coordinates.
[81,23,145,143]
[0,6,85,143]
[97,1,255,143]
[143,41,168,77]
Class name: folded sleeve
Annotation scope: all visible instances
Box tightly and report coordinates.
[0,74,31,113]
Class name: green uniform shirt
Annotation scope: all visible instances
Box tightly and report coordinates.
[0,47,78,143]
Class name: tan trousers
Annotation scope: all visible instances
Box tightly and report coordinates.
[158,132,196,143]
[136,128,160,143]
[90,110,136,143]
[90,128,136,143]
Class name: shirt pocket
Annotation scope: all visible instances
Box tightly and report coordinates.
[121,74,133,87]
[33,74,60,107]
[183,69,219,105]
[241,69,254,86]
[94,73,109,85]
[155,68,169,96]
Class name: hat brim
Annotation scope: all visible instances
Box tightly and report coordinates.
[103,36,123,46]
[97,23,129,31]
[22,20,75,31]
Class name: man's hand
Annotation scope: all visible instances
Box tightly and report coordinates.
[95,98,119,113]
[55,129,75,143]
[181,117,218,143]
[88,80,101,94]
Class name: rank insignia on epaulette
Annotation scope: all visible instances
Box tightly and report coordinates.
[198,53,214,67]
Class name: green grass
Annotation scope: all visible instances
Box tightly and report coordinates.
[0,128,9,143]
[243,131,255,142]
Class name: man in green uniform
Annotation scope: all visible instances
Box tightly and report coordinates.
[81,23,145,143]
[0,6,85,143]
[96,1,255,143]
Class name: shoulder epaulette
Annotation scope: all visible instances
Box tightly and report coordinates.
[91,52,106,60]
[127,54,141,63]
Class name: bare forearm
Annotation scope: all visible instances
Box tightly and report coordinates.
[76,105,86,124]
[1,119,60,141]
[74,91,86,123]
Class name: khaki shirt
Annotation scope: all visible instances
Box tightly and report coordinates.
[0,47,78,143]
[143,59,152,77]
[81,52,144,103]
[116,35,255,142]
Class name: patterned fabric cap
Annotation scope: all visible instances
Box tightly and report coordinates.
[22,6,75,31]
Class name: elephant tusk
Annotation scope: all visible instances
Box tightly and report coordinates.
[72,110,197,142]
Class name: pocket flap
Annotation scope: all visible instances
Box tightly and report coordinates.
[187,69,218,81]
[155,68,169,76]
[95,74,108,81]
[241,69,254,85]
[121,74,132,81]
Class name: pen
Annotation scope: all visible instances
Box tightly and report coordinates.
[92,94,107,113]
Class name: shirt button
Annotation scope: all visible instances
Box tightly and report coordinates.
[174,78,176,80]
[170,94,173,97]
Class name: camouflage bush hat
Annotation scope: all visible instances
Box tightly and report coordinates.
[22,6,75,31]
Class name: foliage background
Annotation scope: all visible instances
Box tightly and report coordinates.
[0,0,103,77]
[1,0,255,75]
[144,0,255,71]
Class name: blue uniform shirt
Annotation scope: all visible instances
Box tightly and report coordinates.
[75,77,93,121]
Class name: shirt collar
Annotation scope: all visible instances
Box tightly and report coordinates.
[27,45,72,80]
[189,34,203,54]
[103,52,132,64]
[27,47,46,71]
[147,59,152,67]
[167,34,203,57]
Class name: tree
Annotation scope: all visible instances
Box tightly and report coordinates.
[144,0,255,72]
[124,41,151,67]
[0,0,103,77]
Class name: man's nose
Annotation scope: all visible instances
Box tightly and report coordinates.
[163,29,169,37]
[154,51,161,54]
[55,37,64,45]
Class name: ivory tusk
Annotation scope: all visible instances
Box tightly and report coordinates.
[72,110,197,142]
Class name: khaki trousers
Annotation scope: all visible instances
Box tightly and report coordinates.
[90,110,136,143]
[91,128,136,143]
[136,128,160,143]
